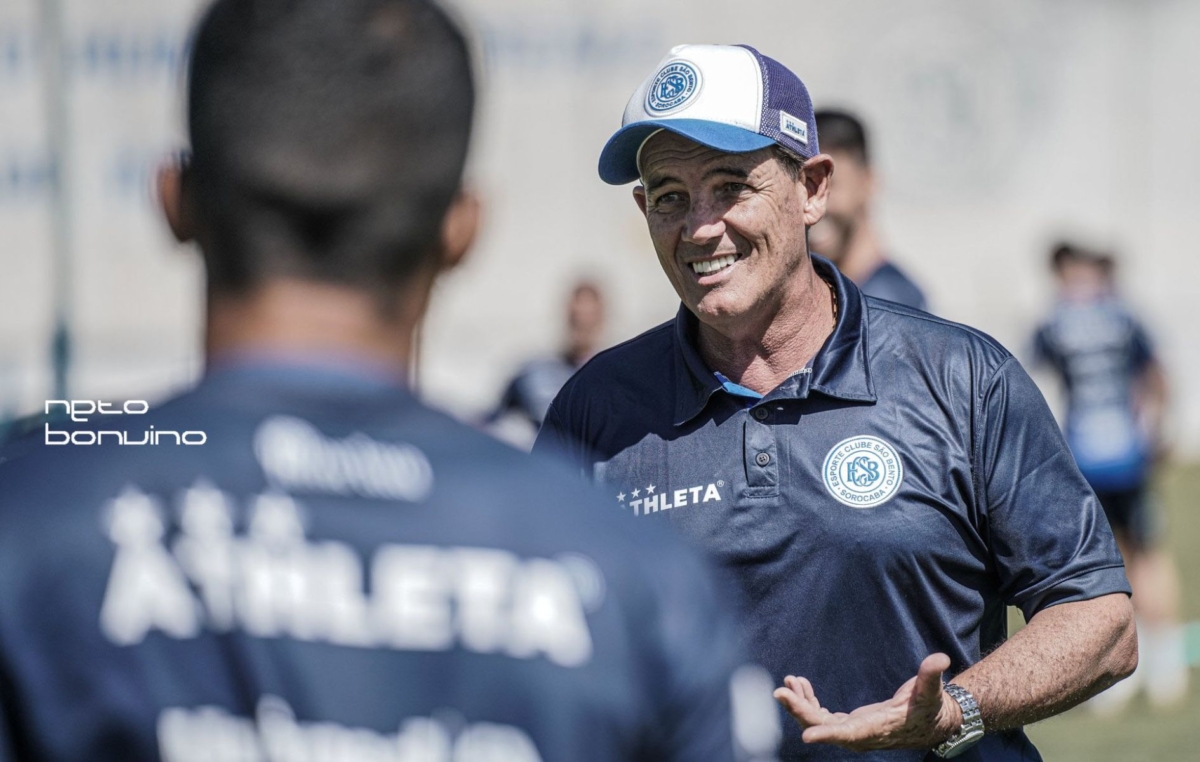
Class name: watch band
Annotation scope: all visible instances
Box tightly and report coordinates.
[933,683,985,759]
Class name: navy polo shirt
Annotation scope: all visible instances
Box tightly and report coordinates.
[535,256,1130,762]
[0,358,767,762]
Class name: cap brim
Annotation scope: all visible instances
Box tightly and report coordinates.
[598,119,777,185]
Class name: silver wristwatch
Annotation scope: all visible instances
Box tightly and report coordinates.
[933,683,985,758]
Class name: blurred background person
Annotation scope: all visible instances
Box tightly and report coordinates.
[808,109,928,311]
[487,279,606,447]
[1032,241,1188,711]
[0,2,767,759]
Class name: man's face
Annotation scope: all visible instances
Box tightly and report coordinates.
[567,288,604,352]
[808,149,871,264]
[1056,258,1109,302]
[633,132,828,329]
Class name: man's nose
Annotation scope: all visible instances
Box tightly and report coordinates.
[681,199,727,245]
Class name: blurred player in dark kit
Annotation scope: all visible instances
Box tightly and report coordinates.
[0,2,772,760]
[808,109,927,311]
[488,280,606,446]
[1033,242,1188,710]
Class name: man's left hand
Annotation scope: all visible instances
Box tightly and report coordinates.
[773,653,963,751]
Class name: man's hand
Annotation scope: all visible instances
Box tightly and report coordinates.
[773,653,963,751]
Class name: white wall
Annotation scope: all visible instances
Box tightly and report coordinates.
[2,0,1198,452]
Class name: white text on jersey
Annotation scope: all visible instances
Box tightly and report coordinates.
[100,482,595,667]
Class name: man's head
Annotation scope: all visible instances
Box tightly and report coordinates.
[808,109,873,265]
[1050,242,1114,302]
[598,45,833,332]
[161,0,477,312]
[565,281,605,363]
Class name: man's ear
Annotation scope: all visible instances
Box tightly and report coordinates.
[632,185,648,216]
[157,154,197,243]
[438,189,481,272]
[801,154,834,226]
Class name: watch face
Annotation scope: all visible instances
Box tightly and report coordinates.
[938,727,985,758]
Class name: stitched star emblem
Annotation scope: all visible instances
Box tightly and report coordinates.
[617,492,625,502]
[646,484,656,494]
[631,488,641,498]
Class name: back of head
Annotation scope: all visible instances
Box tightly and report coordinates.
[814,109,870,167]
[187,0,474,296]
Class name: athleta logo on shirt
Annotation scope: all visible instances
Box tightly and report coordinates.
[98,482,599,667]
[617,481,724,516]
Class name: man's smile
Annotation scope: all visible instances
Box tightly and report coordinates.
[687,252,747,284]
[690,253,738,274]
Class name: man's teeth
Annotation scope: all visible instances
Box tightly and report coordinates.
[691,254,737,274]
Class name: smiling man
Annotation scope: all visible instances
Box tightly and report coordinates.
[534,44,1138,761]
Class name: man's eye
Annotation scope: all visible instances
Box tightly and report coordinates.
[722,182,749,194]
[652,192,683,208]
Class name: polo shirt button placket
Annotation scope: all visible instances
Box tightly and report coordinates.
[744,406,779,493]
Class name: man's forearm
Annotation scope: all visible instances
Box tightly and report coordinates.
[952,593,1137,731]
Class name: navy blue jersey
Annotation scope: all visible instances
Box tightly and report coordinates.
[490,356,578,427]
[0,360,775,762]
[1032,299,1155,491]
[859,260,927,312]
[535,256,1129,762]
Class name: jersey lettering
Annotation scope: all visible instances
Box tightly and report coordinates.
[158,695,545,762]
[100,483,595,667]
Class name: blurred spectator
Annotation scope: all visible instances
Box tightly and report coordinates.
[810,109,928,311]
[487,280,605,443]
[1032,241,1188,710]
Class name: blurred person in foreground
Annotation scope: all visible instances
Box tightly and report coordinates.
[536,43,1137,760]
[487,280,606,446]
[0,3,771,760]
[808,109,927,311]
[1033,242,1188,710]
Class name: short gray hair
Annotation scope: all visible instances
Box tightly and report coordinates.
[772,145,805,181]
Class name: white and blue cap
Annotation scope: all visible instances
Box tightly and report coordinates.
[598,44,820,185]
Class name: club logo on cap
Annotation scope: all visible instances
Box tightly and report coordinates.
[646,61,701,113]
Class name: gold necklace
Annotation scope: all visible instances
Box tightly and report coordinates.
[827,278,838,326]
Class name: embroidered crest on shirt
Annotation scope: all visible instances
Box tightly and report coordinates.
[822,436,904,508]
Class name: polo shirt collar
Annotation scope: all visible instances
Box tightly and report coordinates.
[672,254,876,426]
[808,254,876,403]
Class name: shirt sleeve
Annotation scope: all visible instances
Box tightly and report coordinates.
[975,357,1131,621]
[531,400,589,472]
[641,542,779,762]
[1029,324,1058,371]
